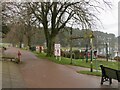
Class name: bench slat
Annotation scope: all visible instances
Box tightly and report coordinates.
[104,68,118,80]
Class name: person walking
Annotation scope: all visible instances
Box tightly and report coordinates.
[17,50,21,63]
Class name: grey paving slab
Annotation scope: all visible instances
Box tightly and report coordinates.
[2,61,26,88]
[0,61,2,90]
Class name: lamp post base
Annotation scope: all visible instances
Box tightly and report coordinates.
[90,61,93,72]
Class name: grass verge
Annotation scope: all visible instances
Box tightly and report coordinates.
[33,52,119,70]
[77,70,102,77]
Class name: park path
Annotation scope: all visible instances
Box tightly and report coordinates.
[4,47,119,88]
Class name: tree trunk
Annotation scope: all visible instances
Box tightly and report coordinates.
[27,36,31,49]
[46,36,55,57]
[19,40,22,48]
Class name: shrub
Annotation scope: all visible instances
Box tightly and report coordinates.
[43,49,47,53]
[30,46,36,51]
[61,50,65,57]
[72,50,80,59]
[61,50,85,59]
[80,51,85,59]
[61,51,75,59]
[66,52,71,58]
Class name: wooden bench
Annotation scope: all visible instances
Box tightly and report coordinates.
[100,65,120,85]
[2,56,15,61]
[2,56,20,64]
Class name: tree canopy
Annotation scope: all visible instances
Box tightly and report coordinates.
[2,0,112,56]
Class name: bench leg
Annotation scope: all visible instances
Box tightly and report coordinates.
[101,76,111,85]
[101,76,104,85]
[109,78,112,85]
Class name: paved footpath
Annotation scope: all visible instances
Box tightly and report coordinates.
[2,47,119,88]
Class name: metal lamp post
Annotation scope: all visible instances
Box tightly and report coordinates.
[90,32,94,72]
[85,44,88,63]
[106,43,108,61]
[90,38,93,72]
[70,27,73,64]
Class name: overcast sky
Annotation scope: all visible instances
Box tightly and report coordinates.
[2,0,119,37]
[98,0,119,37]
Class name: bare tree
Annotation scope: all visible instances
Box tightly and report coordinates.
[2,2,37,48]
[28,0,111,56]
[2,1,112,56]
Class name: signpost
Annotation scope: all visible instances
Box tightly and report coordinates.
[106,43,108,61]
[36,46,43,53]
[36,46,39,52]
[54,44,61,60]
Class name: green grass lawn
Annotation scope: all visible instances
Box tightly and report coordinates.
[33,52,120,76]
[34,52,119,70]
[77,70,102,76]
[34,52,71,65]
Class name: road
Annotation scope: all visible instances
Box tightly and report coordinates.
[2,47,119,88]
